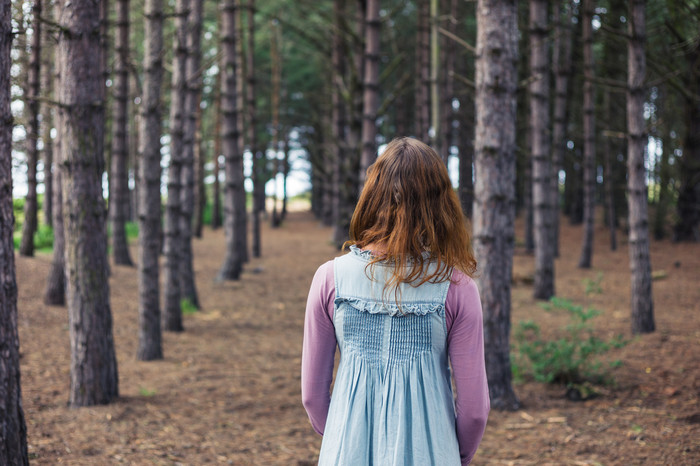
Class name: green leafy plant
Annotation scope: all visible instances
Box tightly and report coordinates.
[180,298,198,315]
[512,296,627,387]
[13,224,54,252]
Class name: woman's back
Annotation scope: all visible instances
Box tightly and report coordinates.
[319,246,460,465]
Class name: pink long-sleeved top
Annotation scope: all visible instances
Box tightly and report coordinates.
[301,260,490,465]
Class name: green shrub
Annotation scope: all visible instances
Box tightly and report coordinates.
[13,224,54,252]
[512,296,627,387]
[180,298,198,315]
[125,221,139,242]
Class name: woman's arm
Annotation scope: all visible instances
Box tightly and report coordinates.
[301,261,337,435]
[446,271,490,465]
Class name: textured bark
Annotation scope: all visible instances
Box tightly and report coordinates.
[19,0,42,257]
[359,0,380,185]
[429,0,441,156]
[234,2,248,262]
[270,19,282,228]
[415,0,430,142]
[603,90,618,250]
[439,0,457,162]
[193,101,205,238]
[472,0,520,411]
[578,0,596,269]
[137,0,164,360]
[179,0,203,308]
[530,0,554,300]
[0,1,29,460]
[163,0,189,331]
[109,0,134,266]
[627,0,654,335]
[57,0,119,405]
[217,0,245,281]
[551,1,574,256]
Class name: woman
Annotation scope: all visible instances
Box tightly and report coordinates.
[302,137,489,465]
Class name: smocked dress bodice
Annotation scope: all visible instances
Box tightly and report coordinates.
[318,246,461,465]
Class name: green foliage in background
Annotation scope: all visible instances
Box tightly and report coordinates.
[512,296,627,387]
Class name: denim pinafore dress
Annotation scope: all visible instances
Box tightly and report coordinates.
[318,246,461,465]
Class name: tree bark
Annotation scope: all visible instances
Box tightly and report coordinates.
[41,34,54,229]
[137,0,165,360]
[211,44,223,230]
[473,0,520,411]
[109,0,134,266]
[530,0,554,300]
[415,0,430,142]
[247,0,264,258]
[19,0,41,257]
[578,0,596,268]
[551,0,574,257]
[217,0,246,281]
[163,0,189,331]
[57,0,119,405]
[179,0,203,309]
[0,1,29,459]
[359,0,380,185]
[234,1,248,262]
[193,100,205,238]
[603,90,618,250]
[627,0,654,335]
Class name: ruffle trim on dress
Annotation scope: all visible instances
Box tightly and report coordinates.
[348,245,433,263]
[335,296,444,317]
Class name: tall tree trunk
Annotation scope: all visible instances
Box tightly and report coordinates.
[429,0,441,157]
[137,0,164,360]
[179,0,203,309]
[473,0,520,411]
[270,18,281,228]
[211,48,223,230]
[627,0,654,334]
[247,0,263,258]
[110,0,134,266]
[0,1,29,459]
[129,72,140,223]
[42,38,54,229]
[603,90,618,250]
[19,0,41,257]
[359,0,380,185]
[217,0,246,281]
[234,1,248,262]
[57,0,119,405]
[530,0,554,300]
[415,0,430,142]
[281,134,289,221]
[332,0,353,248]
[578,0,596,268]
[163,0,189,331]
[551,0,574,257]
[439,0,457,163]
[193,101,205,238]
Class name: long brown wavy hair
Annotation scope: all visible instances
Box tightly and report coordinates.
[346,137,477,294]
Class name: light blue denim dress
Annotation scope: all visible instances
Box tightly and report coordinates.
[318,246,461,465]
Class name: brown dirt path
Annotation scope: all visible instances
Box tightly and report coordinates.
[15,209,700,465]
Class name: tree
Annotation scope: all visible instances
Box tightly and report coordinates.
[248,0,263,258]
[627,0,655,334]
[56,0,119,406]
[217,0,246,281]
[110,0,134,266]
[0,0,29,459]
[530,0,554,300]
[19,0,41,257]
[41,22,54,229]
[578,0,596,268]
[472,0,520,411]
[164,0,190,331]
[137,0,165,360]
[551,0,574,256]
[359,0,380,184]
[179,0,204,308]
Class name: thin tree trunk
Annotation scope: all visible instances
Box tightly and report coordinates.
[603,90,618,250]
[281,134,289,221]
[211,48,223,230]
[530,0,554,300]
[473,0,520,411]
[19,0,41,257]
[416,0,430,142]
[270,18,281,228]
[429,0,441,157]
[578,0,596,268]
[217,0,246,281]
[0,0,29,458]
[42,41,54,229]
[163,0,189,331]
[137,0,164,359]
[57,0,119,405]
[439,0,457,163]
[247,0,263,258]
[359,0,380,185]
[627,0,654,334]
[179,0,203,309]
[110,0,134,266]
[193,99,205,238]
[234,1,248,262]
[551,0,574,257]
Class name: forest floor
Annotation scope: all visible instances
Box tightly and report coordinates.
[15,206,700,465]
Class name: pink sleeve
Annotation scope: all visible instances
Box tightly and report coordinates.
[301,260,336,435]
[445,270,490,465]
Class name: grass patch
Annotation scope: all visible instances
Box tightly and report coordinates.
[181,298,198,315]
